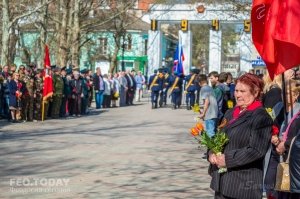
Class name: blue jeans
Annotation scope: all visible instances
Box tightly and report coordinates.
[205,119,217,138]
[95,90,104,109]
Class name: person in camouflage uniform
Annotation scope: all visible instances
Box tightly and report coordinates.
[23,67,35,121]
[34,69,43,121]
[51,67,64,119]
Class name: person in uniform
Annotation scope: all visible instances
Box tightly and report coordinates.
[51,67,64,119]
[34,69,43,121]
[23,67,35,121]
[60,67,69,117]
[169,71,183,109]
[157,68,165,107]
[162,68,170,106]
[80,69,89,115]
[148,69,160,109]
[184,69,198,110]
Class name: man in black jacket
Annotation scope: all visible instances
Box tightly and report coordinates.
[93,67,105,109]
[125,70,136,105]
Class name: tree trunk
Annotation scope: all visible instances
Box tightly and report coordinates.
[110,36,120,73]
[1,0,11,66]
[71,0,80,68]
[39,0,48,68]
[8,24,19,65]
[56,0,71,67]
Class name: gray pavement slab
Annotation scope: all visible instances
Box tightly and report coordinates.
[0,99,214,199]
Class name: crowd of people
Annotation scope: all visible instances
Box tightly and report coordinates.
[0,64,146,123]
[1,62,300,199]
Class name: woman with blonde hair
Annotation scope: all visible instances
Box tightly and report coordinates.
[8,72,24,122]
[262,72,284,199]
[276,80,300,199]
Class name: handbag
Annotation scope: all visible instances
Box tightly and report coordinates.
[275,136,296,192]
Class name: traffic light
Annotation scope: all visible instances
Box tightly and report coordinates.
[151,19,157,31]
[212,19,219,31]
[181,19,188,32]
[244,20,251,32]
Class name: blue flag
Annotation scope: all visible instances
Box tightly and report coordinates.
[173,43,185,75]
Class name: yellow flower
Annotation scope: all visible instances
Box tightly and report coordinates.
[192,103,200,113]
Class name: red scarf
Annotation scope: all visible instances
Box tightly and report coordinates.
[17,81,22,90]
[231,100,262,122]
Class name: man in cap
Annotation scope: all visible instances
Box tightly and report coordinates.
[184,68,198,110]
[33,69,43,121]
[148,69,160,109]
[22,66,35,121]
[51,66,64,119]
[80,68,89,115]
[157,68,165,107]
[169,71,183,109]
[60,66,71,117]
[162,68,171,106]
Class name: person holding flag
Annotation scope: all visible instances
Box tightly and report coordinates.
[172,42,185,76]
[42,44,53,121]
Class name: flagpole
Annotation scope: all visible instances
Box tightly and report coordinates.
[42,100,45,122]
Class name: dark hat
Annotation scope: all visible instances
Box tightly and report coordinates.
[192,68,200,74]
[53,67,61,72]
[28,63,36,68]
[66,68,72,75]
[61,66,66,71]
[80,68,88,74]
[50,65,56,70]
[158,68,164,73]
[36,69,43,74]
[26,66,32,72]
[163,68,170,74]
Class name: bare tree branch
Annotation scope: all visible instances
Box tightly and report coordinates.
[10,0,55,27]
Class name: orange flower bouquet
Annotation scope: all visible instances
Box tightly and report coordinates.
[190,122,229,173]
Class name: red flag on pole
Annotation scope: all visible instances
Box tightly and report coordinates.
[252,0,300,79]
[42,44,53,100]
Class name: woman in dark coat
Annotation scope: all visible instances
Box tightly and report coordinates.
[70,71,84,117]
[290,131,300,195]
[208,73,273,199]
[8,73,24,122]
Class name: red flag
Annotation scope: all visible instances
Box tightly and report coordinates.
[252,0,300,79]
[44,44,51,68]
[43,44,53,100]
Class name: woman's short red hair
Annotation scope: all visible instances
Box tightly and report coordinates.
[237,73,264,99]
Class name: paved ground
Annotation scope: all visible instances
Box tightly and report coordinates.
[0,98,214,199]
